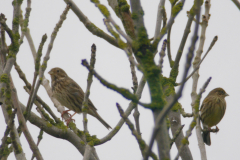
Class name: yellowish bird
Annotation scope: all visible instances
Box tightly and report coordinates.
[200,87,229,145]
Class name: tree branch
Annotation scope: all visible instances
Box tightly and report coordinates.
[63,0,120,48]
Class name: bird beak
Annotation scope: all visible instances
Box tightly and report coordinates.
[48,70,53,75]
[225,93,229,97]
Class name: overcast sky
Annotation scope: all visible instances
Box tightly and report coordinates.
[1,0,240,160]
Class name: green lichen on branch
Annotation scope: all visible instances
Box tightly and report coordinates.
[85,133,100,146]
[172,2,183,17]
[189,0,204,15]
[35,34,47,74]
[98,4,110,18]
[181,137,189,145]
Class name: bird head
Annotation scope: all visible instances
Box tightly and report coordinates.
[208,87,229,98]
[48,67,68,81]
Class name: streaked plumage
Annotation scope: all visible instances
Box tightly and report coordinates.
[48,67,111,129]
[200,88,229,145]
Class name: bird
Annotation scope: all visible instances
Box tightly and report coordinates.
[48,67,112,130]
[200,87,229,146]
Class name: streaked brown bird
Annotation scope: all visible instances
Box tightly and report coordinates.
[200,87,229,146]
[48,67,112,129]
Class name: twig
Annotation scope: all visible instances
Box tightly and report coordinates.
[103,19,139,70]
[10,75,44,160]
[82,44,97,133]
[152,0,186,51]
[177,36,218,85]
[98,76,146,145]
[179,104,193,118]
[174,77,211,160]
[81,60,149,108]
[28,4,70,120]
[154,0,166,40]
[158,39,167,73]
[190,1,212,159]
[0,109,17,158]
[31,129,43,160]
[129,47,140,135]
[63,0,120,48]
[144,3,201,159]
[232,0,240,10]
[116,103,158,160]
[25,34,47,119]
[19,0,32,45]
[170,125,185,148]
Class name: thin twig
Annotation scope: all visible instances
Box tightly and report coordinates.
[81,60,149,108]
[26,34,47,119]
[19,0,32,45]
[116,103,158,160]
[10,76,44,160]
[31,129,43,160]
[152,0,186,51]
[103,19,139,70]
[144,3,201,159]
[170,125,185,148]
[82,44,97,133]
[154,0,166,40]
[232,0,240,10]
[158,39,167,73]
[63,0,120,48]
[98,76,146,145]
[177,36,218,85]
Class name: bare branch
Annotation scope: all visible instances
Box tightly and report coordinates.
[81,59,149,108]
[170,125,185,148]
[158,39,167,73]
[31,129,43,160]
[98,76,146,145]
[25,34,47,119]
[116,103,158,160]
[83,144,93,160]
[82,44,97,133]
[190,1,212,159]
[63,0,120,48]
[154,0,166,40]
[177,35,218,85]
[232,0,240,10]
[10,75,44,160]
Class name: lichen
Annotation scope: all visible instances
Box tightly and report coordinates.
[172,2,183,17]
[98,4,110,18]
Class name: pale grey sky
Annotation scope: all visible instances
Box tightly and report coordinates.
[1,0,240,160]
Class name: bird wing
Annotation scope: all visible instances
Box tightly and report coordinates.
[66,77,97,111]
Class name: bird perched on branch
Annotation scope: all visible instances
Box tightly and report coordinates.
[200,87,229,146]
[48,67,112,129]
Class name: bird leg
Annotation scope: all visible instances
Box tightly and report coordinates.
[66,112,77,126]
[61,110,71,120]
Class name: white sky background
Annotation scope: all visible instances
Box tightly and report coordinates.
[0,0,240,160]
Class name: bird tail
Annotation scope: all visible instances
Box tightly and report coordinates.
[202,131,211,146]
[88,109,112,130]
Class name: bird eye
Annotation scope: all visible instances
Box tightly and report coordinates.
[57,70,60,73]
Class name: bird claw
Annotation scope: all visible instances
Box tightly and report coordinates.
[61,110,71,120]
[66,117,75,126]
